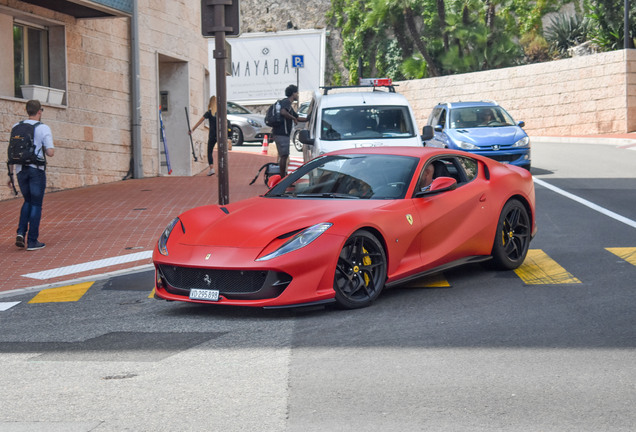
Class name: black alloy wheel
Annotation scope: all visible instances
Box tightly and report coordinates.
[491,199,531,270]
[334,230,387,309]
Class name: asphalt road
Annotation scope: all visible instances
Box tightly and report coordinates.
[0,139,635,431]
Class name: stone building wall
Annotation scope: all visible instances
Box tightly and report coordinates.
[0,0,209,202]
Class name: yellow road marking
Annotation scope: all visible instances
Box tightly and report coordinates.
[404,273,450,288]
[28,282,94,303]
[514,249,581,285]
[148,288,155,299]
[606,247,636,266]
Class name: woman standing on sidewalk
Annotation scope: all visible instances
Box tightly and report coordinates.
[189,96,218,176]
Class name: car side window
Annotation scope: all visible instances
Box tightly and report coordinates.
[456,157,478,183]
[438,109,447,128]
[427,108,440,126]
[413,157,461,196]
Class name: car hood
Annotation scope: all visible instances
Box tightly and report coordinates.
[448,126,526,146]
[177,196,389,248]
[228,113,265,125]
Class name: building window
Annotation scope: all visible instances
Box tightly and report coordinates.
[13,22,50,98]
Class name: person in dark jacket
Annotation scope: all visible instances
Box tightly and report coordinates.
[272,85,307,177]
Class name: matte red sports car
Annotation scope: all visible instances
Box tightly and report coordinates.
[153,147,536,309]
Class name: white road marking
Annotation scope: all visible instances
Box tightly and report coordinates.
[22,251,153,280]
[0,301,20,311]
[533,177,636,229]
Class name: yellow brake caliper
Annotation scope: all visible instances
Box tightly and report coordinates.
[361,247,372,286]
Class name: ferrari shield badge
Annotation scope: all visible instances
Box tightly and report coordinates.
[406,214,413,225]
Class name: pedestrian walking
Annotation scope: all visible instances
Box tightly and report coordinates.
[7,99,55,250]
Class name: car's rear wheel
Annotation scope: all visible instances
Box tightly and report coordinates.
[490,199,531,270]
[231,125,244,146]
[334,230,387,309]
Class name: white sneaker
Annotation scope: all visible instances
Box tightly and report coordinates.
[207,168,215,176]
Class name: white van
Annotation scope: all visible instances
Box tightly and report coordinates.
[299,82,430,162]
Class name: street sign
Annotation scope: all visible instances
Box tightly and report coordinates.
[292,54,304,68]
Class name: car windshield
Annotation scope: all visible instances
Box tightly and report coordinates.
[227,102,251,115]
[266,154,419,200]
[320,106,415,141]
[449,106,516,129]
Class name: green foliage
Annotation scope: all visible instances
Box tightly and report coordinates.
[327,0,617,80]
[544,14,593,57]
[583,0,636,50]
[520,31,551,63]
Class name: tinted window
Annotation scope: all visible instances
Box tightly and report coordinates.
[320,106,415,141]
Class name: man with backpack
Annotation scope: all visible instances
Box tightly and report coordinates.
[6,99,55,251]
[270,85,307,177]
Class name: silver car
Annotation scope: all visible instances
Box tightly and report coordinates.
[227,101,271,146]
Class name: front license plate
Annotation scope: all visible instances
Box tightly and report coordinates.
[189,288,219,301]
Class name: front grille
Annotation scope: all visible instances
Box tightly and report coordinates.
[157,265,292,300]
[488,154,519,163]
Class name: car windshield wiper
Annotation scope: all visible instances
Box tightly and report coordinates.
[296,193,360,199]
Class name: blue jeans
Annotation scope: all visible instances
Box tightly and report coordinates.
[17,166,46,245]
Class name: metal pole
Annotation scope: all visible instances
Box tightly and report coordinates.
[131,0,143,178]
[626,0,631,49]
[214,1,230,205]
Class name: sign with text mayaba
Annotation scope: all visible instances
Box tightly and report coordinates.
[209,29,326,104]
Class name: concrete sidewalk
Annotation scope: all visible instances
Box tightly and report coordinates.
[1,134,634,296]
[0,150,277,295]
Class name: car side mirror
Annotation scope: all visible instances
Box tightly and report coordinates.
[421,125,434,142]
[267,174,282,188]
[518,121,525,128]
[415,176,457,197]
[299,129,314,145]
[434,125,443,132]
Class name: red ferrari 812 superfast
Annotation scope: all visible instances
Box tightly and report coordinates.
[153,147,536,309]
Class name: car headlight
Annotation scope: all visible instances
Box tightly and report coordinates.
[158,217,181,256]
[456,141,479,150]
[257,222,332,261]
[512,136,530,147]
[247,119,261,127]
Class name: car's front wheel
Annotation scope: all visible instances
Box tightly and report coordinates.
[334,230,387,309]
[293,129,303,152]
[231,125,244,146]
[490,199,531,269]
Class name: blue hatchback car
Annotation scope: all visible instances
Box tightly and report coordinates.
[424,101,531,170]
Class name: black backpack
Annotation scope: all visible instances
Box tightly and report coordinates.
[7,121,45,167]
[264,99,282,127]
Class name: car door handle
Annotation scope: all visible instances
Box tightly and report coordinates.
[479,193,487,202]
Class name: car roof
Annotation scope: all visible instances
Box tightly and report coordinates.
[326,146,478,160]
[436,101,499,109]
[316,91,411,109]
